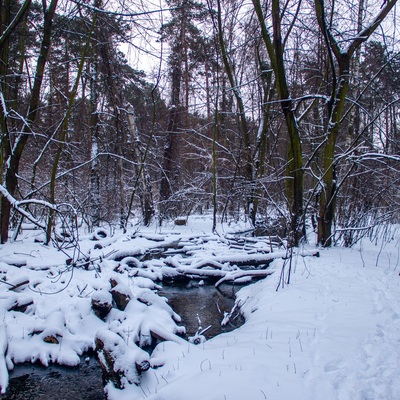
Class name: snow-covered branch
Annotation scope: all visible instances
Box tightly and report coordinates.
[347,0,398,56]
[0,184,56,231]
[0,0,31,50]
[68,0,173,17]
[348,152,400,163]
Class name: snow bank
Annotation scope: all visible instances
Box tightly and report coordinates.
[105,233,400,400]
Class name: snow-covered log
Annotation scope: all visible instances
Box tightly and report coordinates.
[91,290,113,320]
[186,251,289,268]
[163,249,318,284]
[108,238,181,262]
[5,275,29,292]
[173,266,273,286]
[215,269,273,287]
[3,294,33,312]
[148,324,187,345]
[0,256,27,268]
[110,279,133,311]
[0,184,57,232]
[108,248,144,261]
[95,330,150,388]
[176,267,227,278]
[172,251,289,274]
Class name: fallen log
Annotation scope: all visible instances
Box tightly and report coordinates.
[174,266,273,286]
[166,249,318,285]
[91,290,113,320]
[6,294,34,312]
[110,278,133,311]
[215,270,274,288]
[5,275,30,292]
[177,249,320,270]
[176,251,289,271]
[149,324,187,345]
[176,267,226,278]
[95,330,150,388]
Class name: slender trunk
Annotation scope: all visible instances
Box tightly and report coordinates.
[45,11,96,243]
[124,104,154,229]
[205,61,211,120]
[0,0,13,242]
[252,0,304,245]
[89,60,100,228]
[212,106,219,232]
[251,58,274,226]
[159,62,182,218]
[11,10,28,116]
[314,0,396,246]
[317,58,350,246]
[1,0,57,243]
[117,129,125,230]
[216,0,253,218]
[0,0,31,51]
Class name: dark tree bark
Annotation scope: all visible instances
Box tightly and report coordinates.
[0,0,58,243]
[215,0,254,220]
[252,0,305,246]
[159,60,183,218]
[315,0,398,246]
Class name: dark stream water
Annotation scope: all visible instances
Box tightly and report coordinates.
[2,357,104,400]
[2,283,243,399]
[158,282,244,339]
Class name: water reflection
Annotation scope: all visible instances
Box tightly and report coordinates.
[3,357,104,400]
[158,282,245,339]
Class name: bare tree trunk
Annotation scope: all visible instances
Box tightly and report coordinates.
[216,0,254,219]
[83,1,101,229]
[251,57,274,226]
[159,63,182,219]
[45,12,96,243]
[1,0,57,243]
[89,60,100,228]
[252,0,304,245]
[316,57,350,246]
[124,104,154,228]
[315,0,397,246]
[212,105,219,232]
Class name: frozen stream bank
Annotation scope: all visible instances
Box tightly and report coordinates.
[0,218,290,397]
[2,281,244,399]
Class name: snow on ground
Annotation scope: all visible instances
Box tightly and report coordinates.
[0,216,399,400]
[108,230,400,400]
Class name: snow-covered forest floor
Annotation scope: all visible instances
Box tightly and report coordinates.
[0,216,399,400]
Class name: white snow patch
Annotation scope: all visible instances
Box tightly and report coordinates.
[0,218,399,400]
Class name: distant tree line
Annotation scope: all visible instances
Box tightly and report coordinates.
[0,0,399,246]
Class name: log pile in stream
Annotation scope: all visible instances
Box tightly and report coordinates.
[109,233,319,287]
[0,227,321,394]
[167,251,289,286]
[90,276,186,389]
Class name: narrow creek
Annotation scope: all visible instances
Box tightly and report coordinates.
[158,282,245,339]
[2,282,244,399]
[2,357,104,400]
